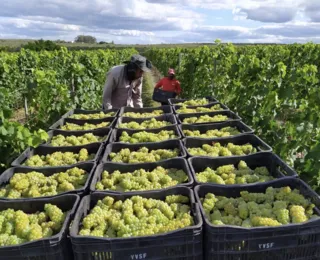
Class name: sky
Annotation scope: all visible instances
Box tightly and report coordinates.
[1,0,320,44]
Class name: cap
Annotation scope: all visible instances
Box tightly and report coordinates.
[131,54,152,72]
[168,68,175,75]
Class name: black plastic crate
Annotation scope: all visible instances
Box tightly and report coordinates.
[183,134,272,158]
[69,187,203,260]
[177,111,241,125]
[179,121,254,139]
[168,96,218,106]
[11,143,104,168]
[173,102,229,114]
[90,158,194,193]
[0,194,79,260]
[0,162,96,199]
[49,117,116,132]
[61,108,120,119]
[101,139,187,164]
[110,125,182,144]
[119,105,173,118]
[41,128,111,147]
[189,152,298,186]
[116,114,177,130]
[194,179,320,260]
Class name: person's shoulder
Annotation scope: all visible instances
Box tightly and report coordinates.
[108,65,125,75]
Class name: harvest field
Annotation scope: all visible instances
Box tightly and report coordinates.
[1,42,320,258]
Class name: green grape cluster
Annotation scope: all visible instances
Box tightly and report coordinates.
[188,142,257,157]
[177,98,209,106]
[79,195,193,238]
[109,147,179,163]
[50,133,104,146]
[0,204,66,246]
[196,160,273,185]
[69,112,115,120]
[60,122,109,131]
[119,130,177,143]
[183,127,240,138]
[96,167,187,192]
[119,118,171,130]
[0,167,88,199]
[23,149,94,167]
[177,104,222,114]
[201,186,318,228]
[123,110,163,118]
[183,114,228,124]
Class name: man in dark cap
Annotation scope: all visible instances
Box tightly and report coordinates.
[102,54,152,109]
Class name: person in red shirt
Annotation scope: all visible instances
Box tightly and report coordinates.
[154,68,181,105]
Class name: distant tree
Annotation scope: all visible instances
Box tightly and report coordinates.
[23,39,61,51]
[99,41,107,44]
[74,35,97,44]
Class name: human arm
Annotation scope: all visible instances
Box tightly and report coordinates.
[102,70,115,110]
[132,79,143,108]
[154,78,163,88]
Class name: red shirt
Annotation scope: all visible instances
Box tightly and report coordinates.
[155,77,181,94]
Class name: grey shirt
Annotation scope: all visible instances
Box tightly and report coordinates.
[102,65,143,109]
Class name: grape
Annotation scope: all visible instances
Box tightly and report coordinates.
[119,118,172,130]
[201,186,317,227]
[79,195,193,238]
[123,110,163,118]
[177,98,209,106]
[183,127,240,138]
[188,142,257,157]
[50,133,105,146]
[183,114,229,124]
[177,104,223,114]
[0,204,65,246]
[196,160,273,185]
[119,130,177,143]
[95,167,188,192]
[60,122,109,131]
[23,149,94,167]
[69,111,115,120]
[0,167,88,199]
[109,147,179,163]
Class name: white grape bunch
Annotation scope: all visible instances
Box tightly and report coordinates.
[0,167,88,199]
[201,186,318,227]
[177,98,209,106]
[50,133,105,146]
[69,111,115,120]
[122,110,163,118]
[119,130,177,143]
[182,114,229,124]
[177,104,222,114]
[119,118,172,130]
[23,149,94,167]
[196,160,273,185]
[95,166,188,192]
[188,142,257,157]
[78,194,194,238]
[109,147,180,163]
[183,127,240,138]
[60,122,109,131]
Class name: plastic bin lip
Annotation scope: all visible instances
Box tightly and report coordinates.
[188,152,298,187]
[101,140,187,164]
[194,179,320,231]
[0,194,79,248]
[70,187,203,241]
[179,121,254,139]
[11,143,103,168]
[0,163,96,200]
[61,108,120,119]
[115,114,177,131]
[90,158,194,193]
[110,125,182,144]
[49,117,116,132]
[40,129,111,148]
[119,105,173,118]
